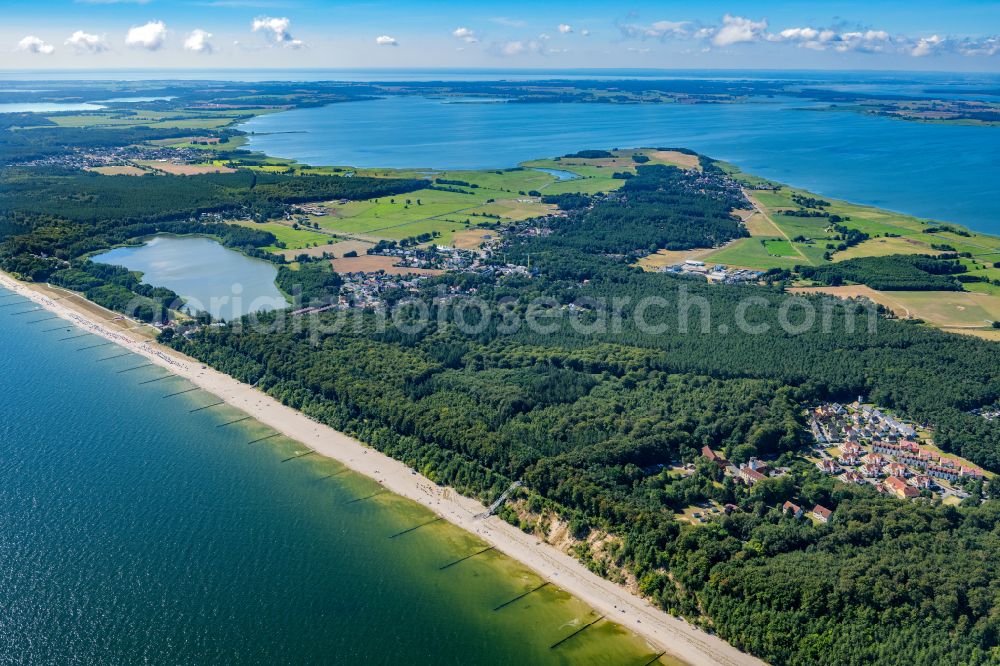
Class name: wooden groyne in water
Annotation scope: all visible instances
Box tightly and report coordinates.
[217,416,252,428]
[345,489,387,504]
[280,449,317,463]
[117,363,153,374]
[549,615,605,650]
[189,401,225,414]
[493,581,551,611]
[138,374,177,386]
[77,341,115,351]
[247,432,280,445]
[27,315,60,325]
[388,516,443,539]
[97,352,133,362]
[163,387,200,398]
[438,546,495,570]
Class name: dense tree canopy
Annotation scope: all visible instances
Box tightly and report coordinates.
[3,118,999,665]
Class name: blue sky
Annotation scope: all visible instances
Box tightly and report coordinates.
[5,0,1000,70]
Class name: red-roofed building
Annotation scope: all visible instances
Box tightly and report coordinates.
[817,459,840,474]
[812,505,833,523]
[885,462,907,478]
[701,446,728,470]
[861,453,885,466]
[861,463,883,478]
[885,476,919,499]
[782,501,803,518]
[927,465,959,482]
[739,466,766,486]
[839,470,865,484]
[841,442,863,457]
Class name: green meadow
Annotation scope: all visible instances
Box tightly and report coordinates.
[229,220,334,253]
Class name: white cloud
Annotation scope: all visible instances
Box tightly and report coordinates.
[493,40,544,56]
[252,16,304,48]
[17,35,55,55]
[957,36,1000,57]
[581,29,590,37]
[557,24,573,35]
[911,34,944,57]
[837,30,892,53]
[184,29,214,53]
[501,40,526,55]
[769,25,892,53]
[375,35,398,46]
[65,30,108,53]
[712,14,767,47]
[776,27,845,51]
[620,20,690,40]
[125,20,167,50]
[452,27,477,43]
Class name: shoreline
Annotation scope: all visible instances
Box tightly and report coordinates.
[237,102,1000,239]
[0,269,765,666]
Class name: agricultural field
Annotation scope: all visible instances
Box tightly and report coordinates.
[636,246,723,270]
[646,149,701,170]
[84,165,148,176]
[701,237,813,270]
[450,229,497,250]
[39,106,281,132]
[738,209,780,237]
[149,136,248,151]
[312,185,553,245]
[543,176,622,195]
[832,236,942,260]
[228,220,335,254]
[437,168,554,193]
[331,255,444,276]
[735,168,1000,263]
[887,290,1000,328]
[762,239,797,257]
[790,285,1000,334]
[134,160,236,175]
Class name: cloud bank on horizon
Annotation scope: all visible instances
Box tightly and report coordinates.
[6,3,1000,69]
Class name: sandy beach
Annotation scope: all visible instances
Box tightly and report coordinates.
[0,269,764,666]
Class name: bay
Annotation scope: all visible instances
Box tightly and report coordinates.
[243,95,1000,235]
[0,102,104,112]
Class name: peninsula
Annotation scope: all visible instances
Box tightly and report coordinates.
[3,80,1000,666]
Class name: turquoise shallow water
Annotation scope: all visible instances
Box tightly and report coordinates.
[243,95,1000,235]
[0,286,667,665]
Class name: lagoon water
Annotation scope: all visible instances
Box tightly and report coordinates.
[0,289,670,665]
[244,95,1000,235]
[93,236,289,321]
[534,167,582,181]
[0,101,104,112]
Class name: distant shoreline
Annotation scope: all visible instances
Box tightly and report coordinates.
[0,268,764,666]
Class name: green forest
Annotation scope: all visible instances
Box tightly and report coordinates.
[800,254,968,291]
[165,163,1000,665]
[2,110,1000,665]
